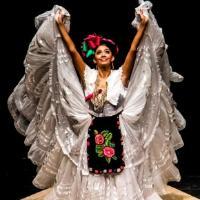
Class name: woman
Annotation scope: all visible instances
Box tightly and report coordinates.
[54,9,148,89]
[8,1,185,200]
[53,9,149,177]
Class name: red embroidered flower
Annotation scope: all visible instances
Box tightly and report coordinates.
[103,147,115,158]
[95,134,105,145]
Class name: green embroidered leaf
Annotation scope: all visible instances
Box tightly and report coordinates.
[95,145,103,151]
[101,130,109,137]
[112,156,117,160]
[110,143,115,147]
[105,132,112,141]
[105,157,111,164]
[98,151,104,157]
[94,130,98,135]
[105,140,109,146]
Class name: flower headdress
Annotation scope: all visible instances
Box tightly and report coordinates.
[81,33,119,63]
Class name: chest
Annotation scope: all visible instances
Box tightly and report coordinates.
[84,68,127,106]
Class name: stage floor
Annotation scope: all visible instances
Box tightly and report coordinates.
[21,186,200,200]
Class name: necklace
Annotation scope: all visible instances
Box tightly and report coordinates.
[91,73,108,112]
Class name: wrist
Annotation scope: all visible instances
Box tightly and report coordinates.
[137,23,147,32]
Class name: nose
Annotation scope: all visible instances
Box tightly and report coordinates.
[101,51,106,57]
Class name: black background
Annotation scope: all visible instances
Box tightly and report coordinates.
[1,0,199,199]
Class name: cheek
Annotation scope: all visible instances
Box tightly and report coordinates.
[94,54,101,61]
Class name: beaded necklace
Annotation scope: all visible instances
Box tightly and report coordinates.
[91,73,108,112]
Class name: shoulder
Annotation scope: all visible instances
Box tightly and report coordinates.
[109,67,123,81]
[84,65,97,85]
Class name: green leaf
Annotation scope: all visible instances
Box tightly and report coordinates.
[105,157,111,164]
[105,132,112,141]
[105,141,109,146]
[110,143,115,147]
[112,156,117,160]
[102,130,109,136]
[86,49,95,58]
[82,41,88,52]
[98,152,104,157]
[95,145,103,151]
[94,130,98,135]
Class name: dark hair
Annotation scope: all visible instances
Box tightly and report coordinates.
[81,33,119,63]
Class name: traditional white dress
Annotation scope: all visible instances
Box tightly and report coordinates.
[8,1,186,200]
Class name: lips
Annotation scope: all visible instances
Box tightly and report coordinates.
[99,59,109,62]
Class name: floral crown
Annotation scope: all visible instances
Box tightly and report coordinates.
[81,33,119,62]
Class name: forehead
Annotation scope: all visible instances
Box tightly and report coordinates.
[96,45,111,51]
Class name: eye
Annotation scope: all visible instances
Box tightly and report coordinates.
[105,49,111,54]
[96,50,102,55]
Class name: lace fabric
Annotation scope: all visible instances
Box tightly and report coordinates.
[84,65,127,110]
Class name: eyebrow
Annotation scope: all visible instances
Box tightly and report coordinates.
[96,48,111,52]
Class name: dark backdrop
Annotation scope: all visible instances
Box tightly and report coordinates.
[1,0,199,199]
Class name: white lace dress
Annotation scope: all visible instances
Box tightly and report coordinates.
[7,2,185,200]
[41,66,163,200]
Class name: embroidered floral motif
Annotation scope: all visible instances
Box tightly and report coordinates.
[87,114,125,175]
[94,129,117,163]
[95,134,104,144]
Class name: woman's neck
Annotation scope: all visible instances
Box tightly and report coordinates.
[97,66,111,79]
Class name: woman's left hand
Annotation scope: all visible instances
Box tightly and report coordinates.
[137,10,149,30]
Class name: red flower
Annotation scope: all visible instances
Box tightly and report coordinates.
[85,34,102,49]
[85,93,94,101]
[95,134,105,145]
[103,147,115,158]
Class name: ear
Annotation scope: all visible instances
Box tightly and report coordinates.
[111,56,115,62]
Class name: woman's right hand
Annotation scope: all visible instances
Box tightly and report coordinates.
[55,10,65,25]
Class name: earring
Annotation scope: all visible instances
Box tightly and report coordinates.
[112,62,114,69]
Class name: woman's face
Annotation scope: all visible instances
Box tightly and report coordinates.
[94,45,114,67]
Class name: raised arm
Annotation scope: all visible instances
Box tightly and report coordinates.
[55,11,85,81]
[121,12,148,87]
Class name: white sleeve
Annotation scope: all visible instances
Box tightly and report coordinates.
[83,65,97,96]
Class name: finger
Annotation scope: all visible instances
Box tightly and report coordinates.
[61,10,65,16]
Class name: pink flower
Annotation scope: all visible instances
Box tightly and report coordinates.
[85,93,94,101]
[95,134,105,145]
[85,34,102,49]
[103,147,115,158]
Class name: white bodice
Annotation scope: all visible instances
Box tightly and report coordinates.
[84,65,127,107]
